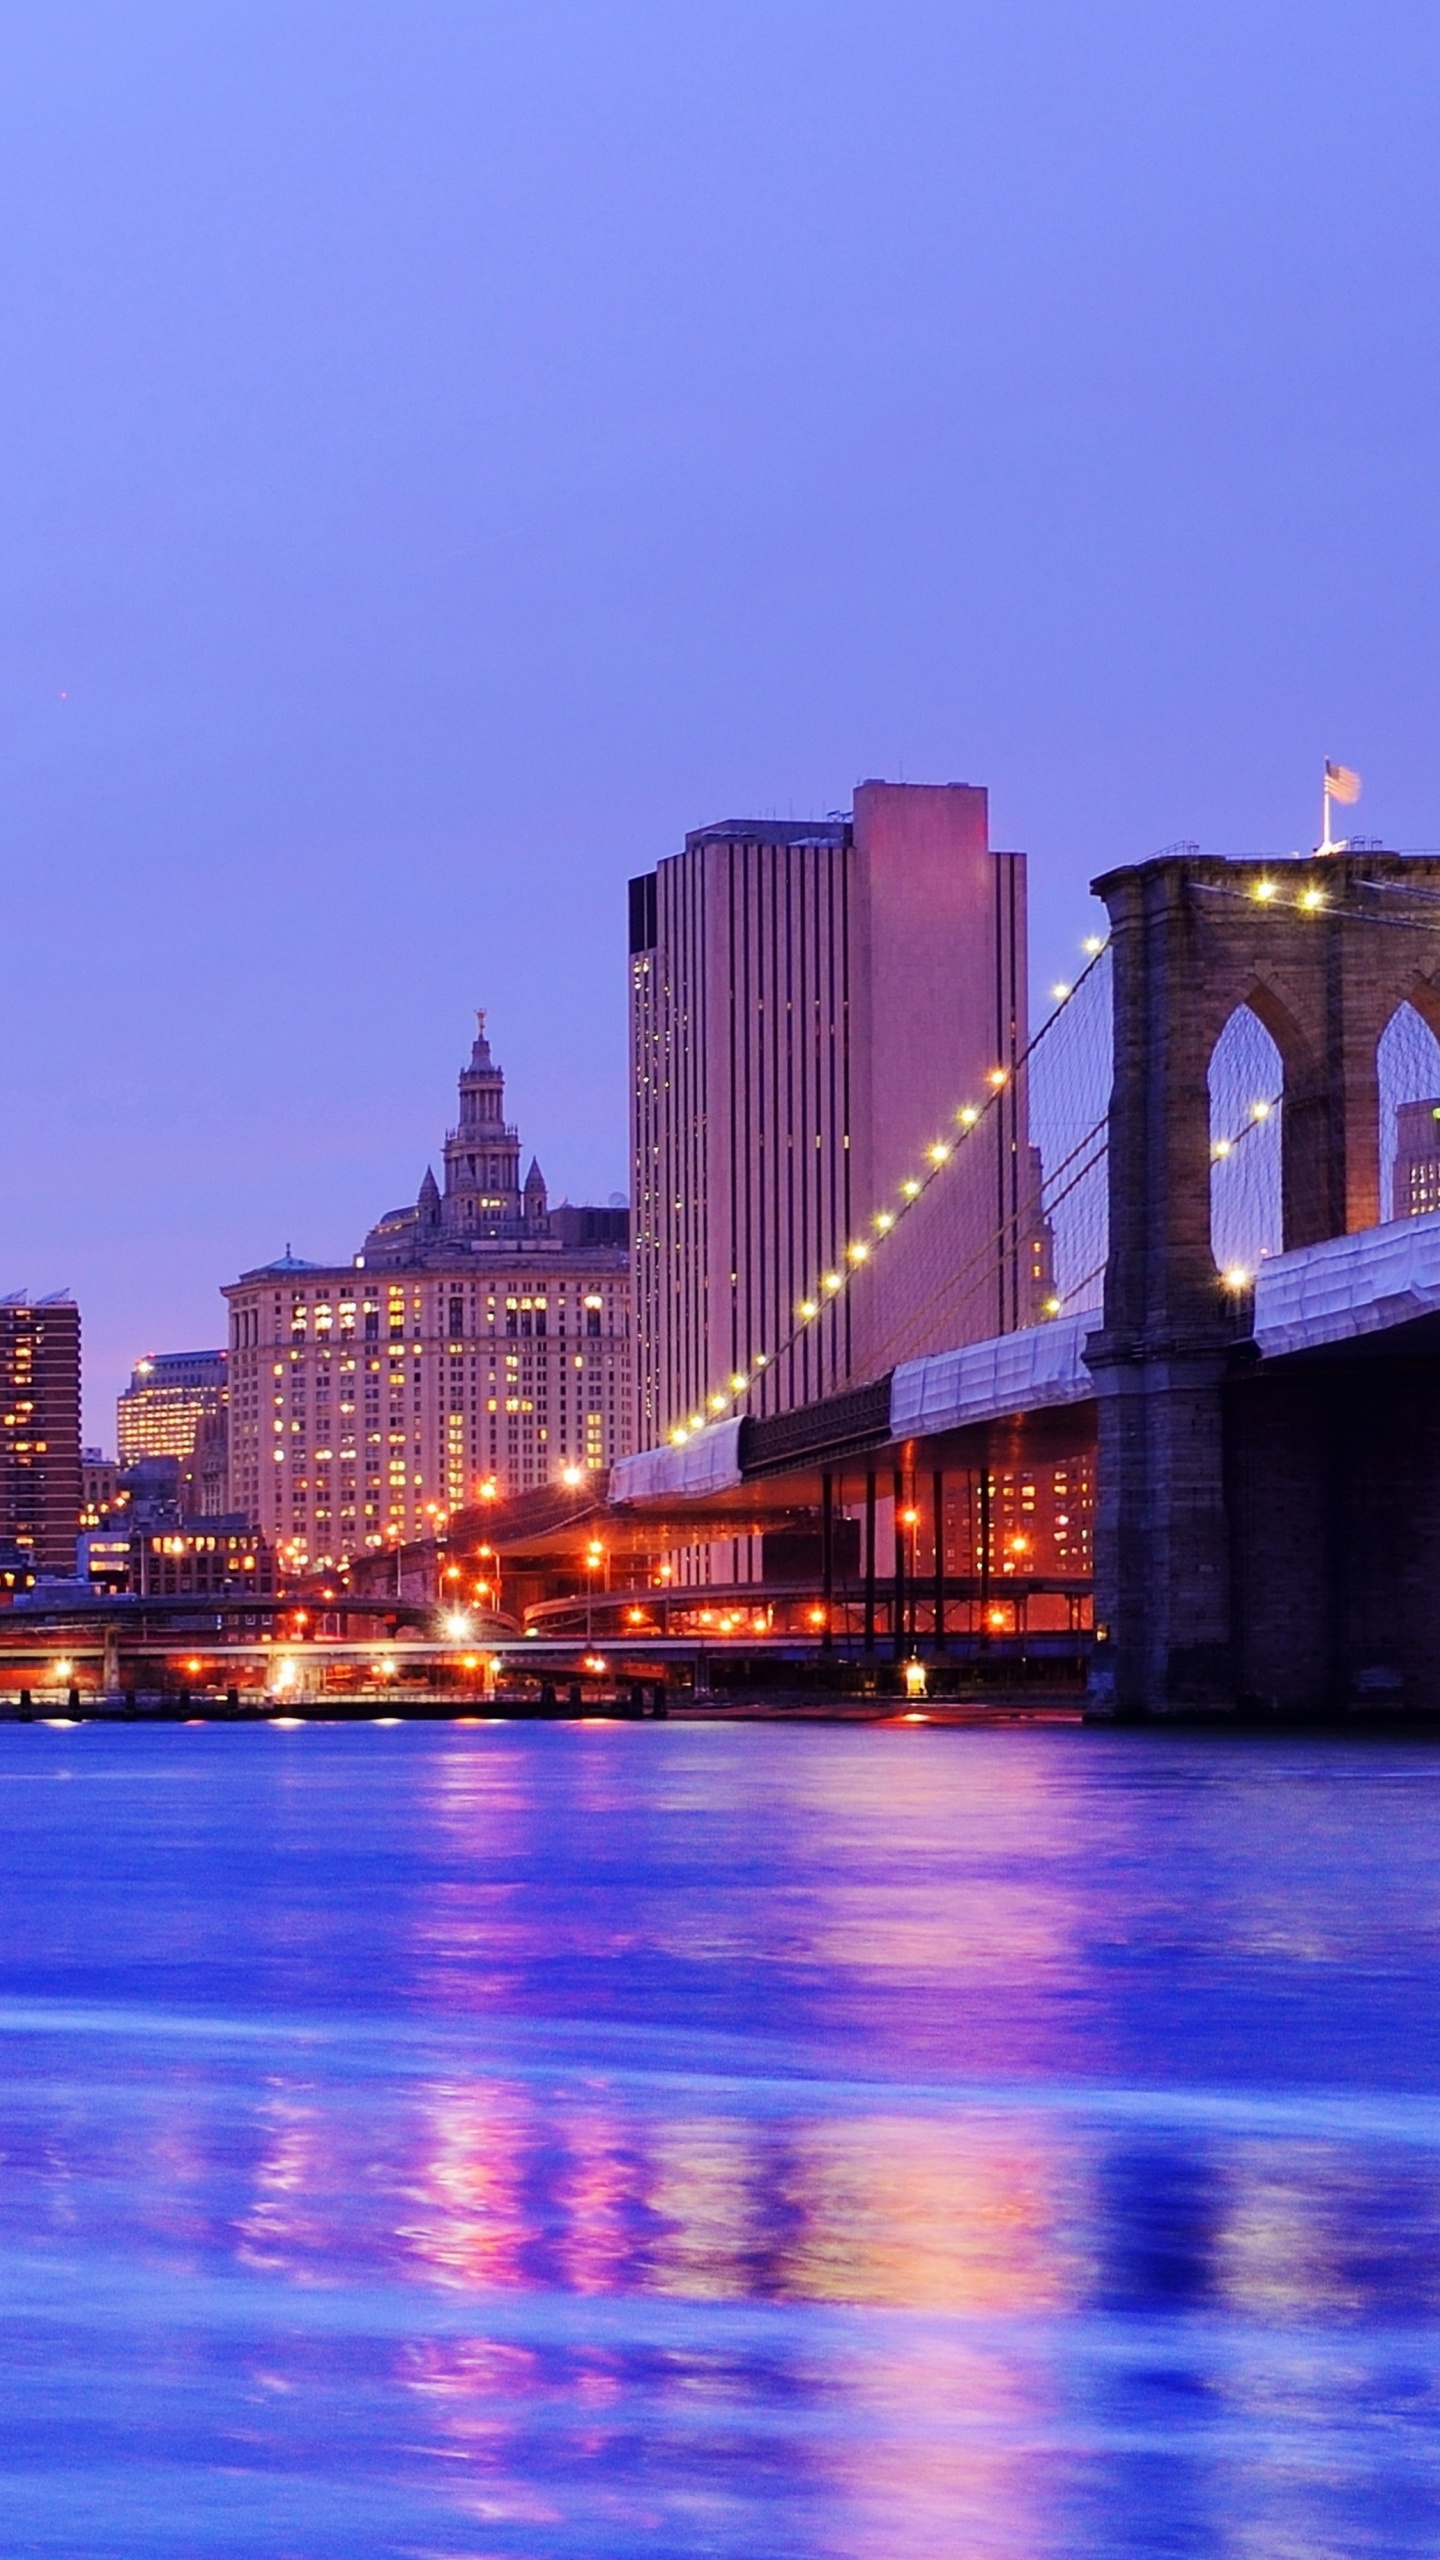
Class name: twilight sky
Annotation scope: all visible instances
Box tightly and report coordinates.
[1,2,1437,1435]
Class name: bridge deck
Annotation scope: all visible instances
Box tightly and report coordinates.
[613,1210,1440,1514]
[1254,1205,1440,1358]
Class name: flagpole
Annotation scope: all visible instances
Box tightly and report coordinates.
[1319,760,1361,854]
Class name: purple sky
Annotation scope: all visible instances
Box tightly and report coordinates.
[2,3,1437,1438]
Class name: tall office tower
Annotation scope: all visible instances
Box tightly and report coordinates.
[629,781,1037,1445]
[223,1013,632,1567]
[0,1292,82,1575]
[117,1348,228,1467]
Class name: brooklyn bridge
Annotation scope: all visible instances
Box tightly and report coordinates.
[609,843,1440,1717]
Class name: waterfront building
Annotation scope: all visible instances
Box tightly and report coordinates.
[181,1404,232,1520]
[81,1449,188,1543]
[77,1528,135,1592]
[117,1348,227,1469]
[629,780,1043,1446]
[0,1538,35,1597]
[941,1451,1095,1607]
[134,1525,273,1600]
[80,1449,119,1527]
[0,1292,82,1576]
[223,1016,632,1568]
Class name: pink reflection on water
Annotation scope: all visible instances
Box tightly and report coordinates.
[400,2079,539,2291]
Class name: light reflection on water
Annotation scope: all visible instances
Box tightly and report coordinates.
[0,1729,1435,2553]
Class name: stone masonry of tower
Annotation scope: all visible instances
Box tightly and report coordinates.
[223,1015,632,1567]
[1087,848,1440,1716]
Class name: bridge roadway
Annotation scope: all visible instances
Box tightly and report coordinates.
[610,1207,1440,1514]
[606,1212,1440,1714]
[0,1601,910,1693]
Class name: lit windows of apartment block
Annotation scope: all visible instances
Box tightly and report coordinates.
[0,1291,81,1577]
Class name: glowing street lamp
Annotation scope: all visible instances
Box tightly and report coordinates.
[584,1541,606,1640]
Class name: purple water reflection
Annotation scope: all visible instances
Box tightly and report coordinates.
[0,1724,1435,2554]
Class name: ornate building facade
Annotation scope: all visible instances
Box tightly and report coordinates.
[223,1017,631,1567]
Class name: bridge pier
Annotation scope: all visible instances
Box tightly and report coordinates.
[1086,856,1248,1712]
[1088,1344,1235,1713]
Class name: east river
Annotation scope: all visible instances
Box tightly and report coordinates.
[0,1721,1435,2555]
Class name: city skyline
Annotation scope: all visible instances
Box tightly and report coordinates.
[1,19,1436,2549]
[2,6,1432,1440]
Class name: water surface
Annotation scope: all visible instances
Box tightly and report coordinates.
[0,1722,1435,2555]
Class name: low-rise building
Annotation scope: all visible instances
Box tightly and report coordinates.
[134,1527,273,1600]
[80,1449,119,1527]
[117,1348,227,1469]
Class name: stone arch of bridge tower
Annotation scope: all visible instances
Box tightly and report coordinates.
[1227,976,1329,1254]
[1396,972,1440,1047]
[1228,977,1316,1087]
[1207,1000,1286,1277]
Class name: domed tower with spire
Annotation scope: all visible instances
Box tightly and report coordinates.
[361,1010,553,1263]
[228,998,631,1553]
[441,1010,535,1241]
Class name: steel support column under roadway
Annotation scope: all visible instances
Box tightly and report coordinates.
[892,1468,906,1663]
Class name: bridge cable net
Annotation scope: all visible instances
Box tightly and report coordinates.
[848,934,1331,1383]
[843,947,1115,1380]
[669,868,1440,1453]
[842,873,1440,1401]
[666,947,1120,1445]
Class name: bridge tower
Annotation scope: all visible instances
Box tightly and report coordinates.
[1087,848,1440,1713]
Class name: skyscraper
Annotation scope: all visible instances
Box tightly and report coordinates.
[223,1014,632,1566]
[628,780,1036,1444]
[0,1292,82,1576]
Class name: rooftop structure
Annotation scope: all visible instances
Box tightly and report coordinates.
[223,1012,633,1565]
